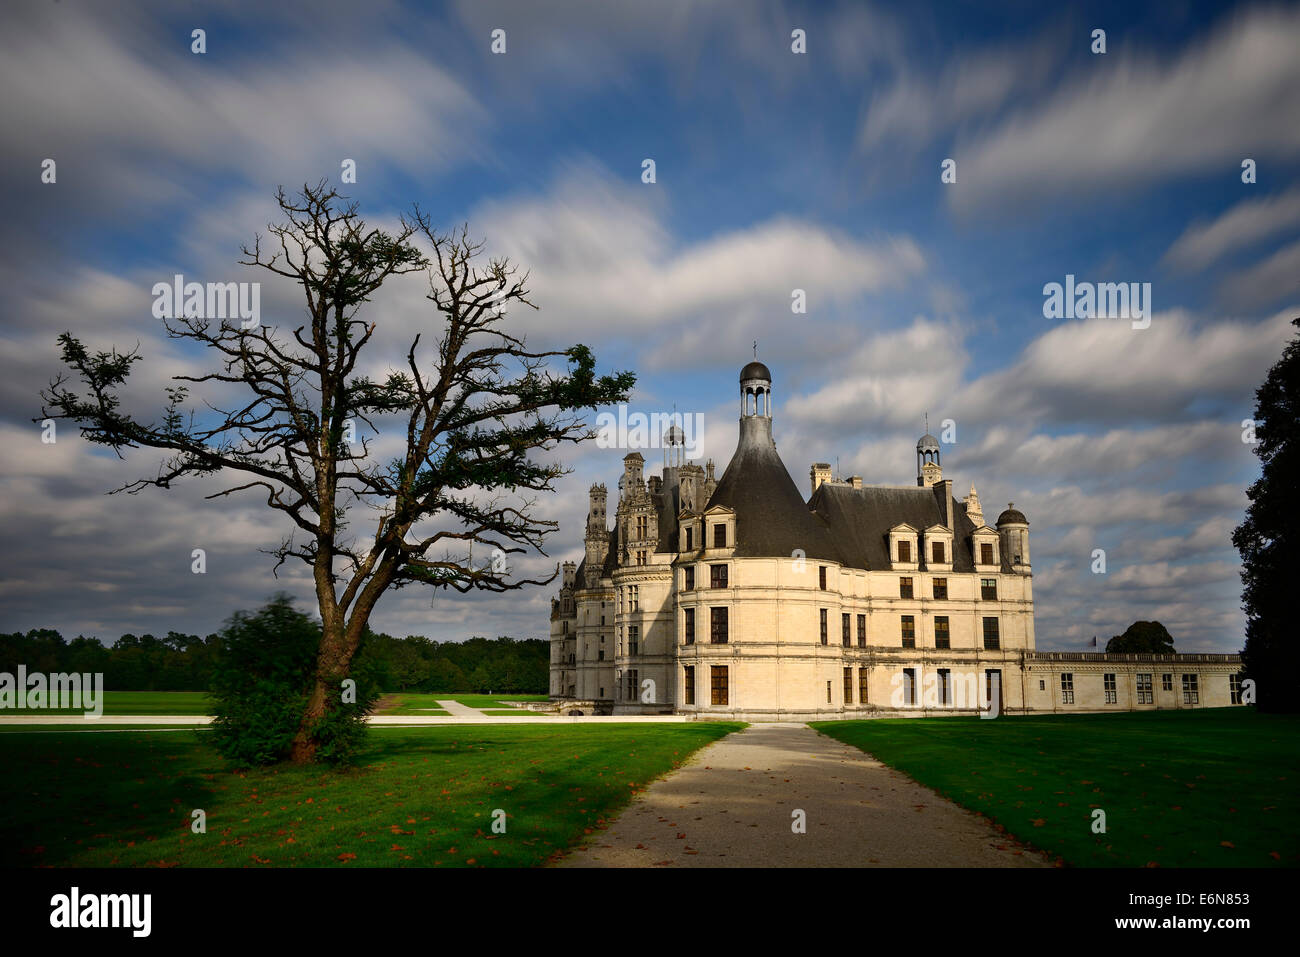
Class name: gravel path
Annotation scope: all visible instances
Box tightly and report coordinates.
[556,723,1052,867]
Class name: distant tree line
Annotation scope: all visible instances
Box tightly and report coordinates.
[0,623,548,694]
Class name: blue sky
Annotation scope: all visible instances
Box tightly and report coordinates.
[1,0,1298,652]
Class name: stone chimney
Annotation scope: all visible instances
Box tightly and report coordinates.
[935,479,954,529]
[810,462,832,495]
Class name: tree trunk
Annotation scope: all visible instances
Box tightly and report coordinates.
[289,619,355,764]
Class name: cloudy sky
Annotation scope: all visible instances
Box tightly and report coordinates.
[2,0,1297,653]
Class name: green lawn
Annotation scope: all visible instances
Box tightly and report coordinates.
[375,693,549,715]
[0,723,741,867]
[1,691,214,716]
[812,708,1298,868]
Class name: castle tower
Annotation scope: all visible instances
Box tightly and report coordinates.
[996,503,1031,574]
[917,428,942,487]
[583,483,607,588]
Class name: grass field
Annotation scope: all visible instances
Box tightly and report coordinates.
[812,708,1298,868]
[0,691,554,719]
[374,693,551,716]
[0,723,741,867]
[0,691,215,716]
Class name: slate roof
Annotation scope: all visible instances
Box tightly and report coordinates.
[703,416,842,562]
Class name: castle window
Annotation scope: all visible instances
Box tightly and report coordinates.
[1137,673,1152,703]
[819,566,827,590]
[598,649,605,661]
[933,578,948,600]
[684,666,695,706]
[902,668,916,706]
[931,541,945,564]
[636,515,648,539]
[711,666,729,705]
[684,566,695,591]
[827,680,832,703]
[982,617,1000,650]
[713,523,727,548]
[986,670,1002,709]
[858,668,869,704]
[934,616,950,649]
[841,613,851,647]
[901,615,916,648]
[1230,673,1243,704]
[684,608,695,645]
[1060,673,1074,704]
[685,527,693,551]
[856,614,866,647]
[1182,674,1199,705]
[710,564,728,589]
[843,667,853,704]
[625,669,638,701]
[980,543,994,565]
[628,625,639,657]
[629,585,639,610]
[980,578,997,600]
[1162,673,1173,692]
[937,669,951,706]
[820,608,828,645]
[1104,673,1117,704]
[899,577,914,599]
[898,540,912,563]
[1038,679,1045,691]
[710,607,729,644]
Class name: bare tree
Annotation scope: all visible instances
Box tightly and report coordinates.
[40,182,635,762]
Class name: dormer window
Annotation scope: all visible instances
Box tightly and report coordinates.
[713,523,727,548]
[932,541,944,564]
[980,542,994,565]
[898,540,911,563]
[685,527,693,550]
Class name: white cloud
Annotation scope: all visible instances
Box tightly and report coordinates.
[1163,187,1300,272]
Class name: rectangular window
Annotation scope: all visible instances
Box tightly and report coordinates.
[980,542,994,565]
[684,566,695,591]
[636,549,647,566]
[685,527,693,551]
[937,668,951,706]
[843,667,854,704]
[710,666,728,706]
[982,617,1000,650]
[710,564,728,589]
[980,578,997,600]
[630,585,639,610]
[1103,673,1117,704]
[636,515,648,539]
[625,669,638,701]
[819,566,827,590]
[684,608,695,645]
[986,670,1002,709]
[902,668,916,706]
[1137,673,1153,704]
[841,613,851,647]
[1060,673,1074,704]
[931,540,945,564]
[858,668,869,704]
[856,614,866,647]
[900,576,914,599]
[713,523,727,548]
[898,540,912,563]
[1182,673,1199,705]
[628,625,639,657]
[901,615,915,648]
[598,649,605,661]
[1162,673,1173,692]
[934,616,950,649]
[710,607,728,644]
[933,577,948,600]
[1230,673,1243,705]
[684,666,695,705]
[827,680,832,704]
[820,608,828,645]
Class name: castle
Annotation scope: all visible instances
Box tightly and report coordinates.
[549,361,1244,719]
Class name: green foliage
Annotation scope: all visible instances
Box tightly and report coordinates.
[1105,620,1176,654]
[208,595,320,766]
[1234,318,1300,712]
